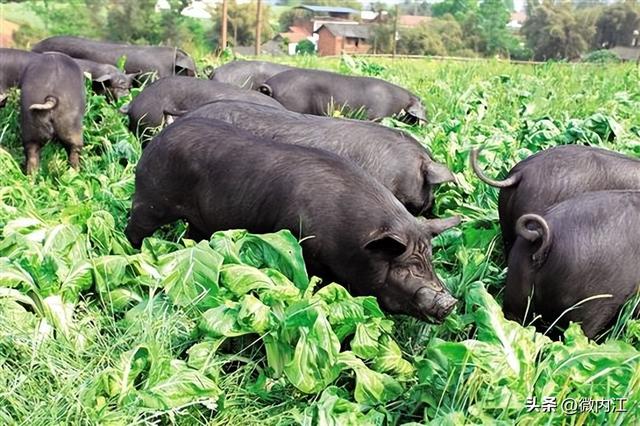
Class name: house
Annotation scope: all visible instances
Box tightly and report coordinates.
[293,5,360,34]
[278,25,315,55]
[316,23,371,56]
[610,46,640,62]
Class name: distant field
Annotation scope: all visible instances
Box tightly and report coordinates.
[0,55,638,424]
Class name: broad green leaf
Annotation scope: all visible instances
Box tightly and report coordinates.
[282,308,342,393]
[209,229,246,264]
[87,210,116,255]
[187,340,225,378]
[157,241,223,307]
[351,322,381,360]
[0,257,36,290]
[219,264,274,296]
[199,302,246,337]
[60,261,93,302]
[338,351,404,404]
[92,255,130,294]
[135,360,221,410]
[372,334,415,378]
[239,230,309,290]
[40,294,76,340]
[302,386,385,426]
[43,223,84,259]
[237,294,271,334]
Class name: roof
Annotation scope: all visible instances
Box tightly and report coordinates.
[234,40,285,57]
[297,5,359,15]
[610,46,640,61]
[316,23,371,39]
[279,26,311,43]
[398,15,431,27]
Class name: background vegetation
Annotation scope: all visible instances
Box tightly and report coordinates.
[3,0,640,61]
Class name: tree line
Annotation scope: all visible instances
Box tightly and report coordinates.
[10,0,640,62]
[370,0,640,61]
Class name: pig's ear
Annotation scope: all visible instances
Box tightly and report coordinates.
[406,99,427,122]
[420,216,461,236]
[258,84,273,97]
[364,232,407,258]
[424,161,455,185]
[94,74,112,83]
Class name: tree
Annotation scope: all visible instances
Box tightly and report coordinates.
[295,39,316,55]
[476,0,518,56]
[595,3,640,48]
[396,16,466,56]
[211,0,274,48]
[522,4,594,61]
[431,0,478,20]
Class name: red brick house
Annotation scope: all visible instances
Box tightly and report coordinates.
[316,24,371,56]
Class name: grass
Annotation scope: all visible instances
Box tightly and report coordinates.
[1,56,639,424]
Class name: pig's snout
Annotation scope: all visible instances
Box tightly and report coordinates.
[415,286,457,323]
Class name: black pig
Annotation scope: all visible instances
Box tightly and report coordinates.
[258,68,427,122]
[124,77,283,134]
[471,145,640,256]
[210,60,293,89]
[505,190,640,339]
[20,52,85,174]
[125,118,460,322]
[33,36,196,79]
[183,100,454,215]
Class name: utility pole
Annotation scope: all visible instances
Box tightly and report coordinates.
[221,0,228,51]
[255,0,263,56]
[392,5,398,58]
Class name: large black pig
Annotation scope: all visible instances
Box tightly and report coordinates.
[32,36,196,79]
[20,52,85,174]
[505,190,640,339]
[471,145,640,256]
[0,48,38,107]
[258,68,427,122]
[125,118,460,322]
[123,77,283,134]
[183,100,454,215]
[209,60,293,89]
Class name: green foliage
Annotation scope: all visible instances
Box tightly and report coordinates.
[583,49,622,63]
[295,39,315,55]
[12,0,211,52]
[2,56,640,424]
[522,4,595,61]
[595,3,640,48]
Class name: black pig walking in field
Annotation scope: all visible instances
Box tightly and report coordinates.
[471,145,640,256]
[184,100,454,215]
[505,190,640,339]
[20,52,86,174]
[126,118,461,322]
[258,68,427,123]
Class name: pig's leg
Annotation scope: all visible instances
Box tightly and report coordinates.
[59,130,83,170]
[24,142,42,175]
[54,110,84,170]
